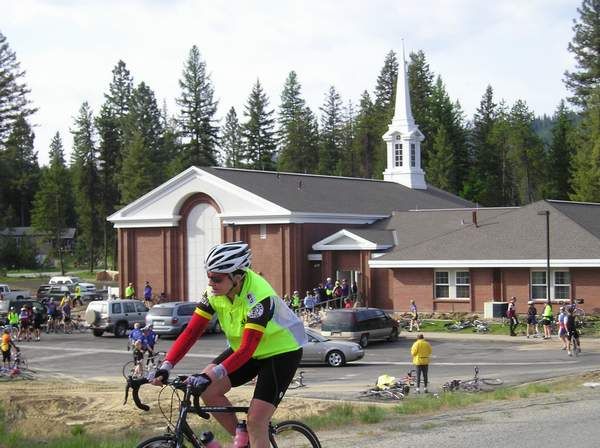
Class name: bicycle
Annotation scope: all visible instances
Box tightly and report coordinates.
[122,351,166,380]
[441,366,503,392]
[288,370,307,389]
[125,375,322,447]
[472,320,489,333]
[359,372,412,401]
[444,320,473,332]
[0,349,35,381]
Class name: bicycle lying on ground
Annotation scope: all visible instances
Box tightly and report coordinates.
[124,375,322,447]
[359,371,415,401]
[441,366,503,392]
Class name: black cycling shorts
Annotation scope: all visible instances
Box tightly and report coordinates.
[212,348,302,407]
[2,349,10,362]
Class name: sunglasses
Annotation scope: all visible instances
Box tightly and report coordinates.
[207,274,229,284]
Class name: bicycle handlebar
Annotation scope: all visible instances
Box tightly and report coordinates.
[124,374,210,419]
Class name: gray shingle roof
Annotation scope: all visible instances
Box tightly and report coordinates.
[203,167,473,215]
[374,200,600,261]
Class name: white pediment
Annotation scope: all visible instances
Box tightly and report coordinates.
[108,167,290,228]
[312,229,393,251]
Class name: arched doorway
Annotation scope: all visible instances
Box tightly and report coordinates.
[186,203,220,300]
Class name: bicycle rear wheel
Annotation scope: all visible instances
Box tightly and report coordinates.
[271,420,321,448]
[136,435,178,447]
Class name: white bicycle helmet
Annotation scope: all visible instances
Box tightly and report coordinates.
[205,241,251,274]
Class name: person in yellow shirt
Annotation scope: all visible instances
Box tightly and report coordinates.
[125,282,135,299]
[1,328,18,368]
[410,333,432,393]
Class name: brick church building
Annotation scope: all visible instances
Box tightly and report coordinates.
[109,51,600,313]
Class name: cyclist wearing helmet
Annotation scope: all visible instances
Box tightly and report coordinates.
[152,241,306,448]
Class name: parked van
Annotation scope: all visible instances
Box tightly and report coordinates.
[85,299,148,337]
[320,307,399,348]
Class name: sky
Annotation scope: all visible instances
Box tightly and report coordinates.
[3,0,579,166]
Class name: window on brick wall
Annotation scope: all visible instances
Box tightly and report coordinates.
[260,224,267,240]
[530,269,570,300]
[435,269,471,299]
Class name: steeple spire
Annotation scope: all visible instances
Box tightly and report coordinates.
[392,40,416,130]
[382,44,426,189]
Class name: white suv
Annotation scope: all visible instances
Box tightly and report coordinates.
[85,299,148,337]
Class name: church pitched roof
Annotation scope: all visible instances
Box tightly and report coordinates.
[203,167,473,215]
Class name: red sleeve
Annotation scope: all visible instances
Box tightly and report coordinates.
[220,327,264,374]
[165,310,210,366]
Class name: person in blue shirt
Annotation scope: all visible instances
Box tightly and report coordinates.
[142,325,159,366]
[128,323,143,350]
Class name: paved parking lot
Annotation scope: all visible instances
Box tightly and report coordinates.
[19,330,600,398]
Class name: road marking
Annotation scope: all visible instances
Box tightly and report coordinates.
[358,361,578,366]
[20,344,219,359]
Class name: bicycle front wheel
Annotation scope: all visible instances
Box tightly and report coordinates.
[122,361,144,380]
[271,420,321,448]
[135,435,178,448]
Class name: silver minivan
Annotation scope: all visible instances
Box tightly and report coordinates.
[320,307,400,348]
[146,301,221,337]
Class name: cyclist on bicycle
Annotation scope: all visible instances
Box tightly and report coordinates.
[151,241,306,448]
[142,325,158,366]
[565,308,581,356]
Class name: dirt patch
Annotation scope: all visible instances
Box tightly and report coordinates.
[0,379,335,439]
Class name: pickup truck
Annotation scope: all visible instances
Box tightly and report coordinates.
[0,284,32,301]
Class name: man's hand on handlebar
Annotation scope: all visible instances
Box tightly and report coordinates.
[185,373,212,388]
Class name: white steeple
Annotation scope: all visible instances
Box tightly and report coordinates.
[382,42,426,189]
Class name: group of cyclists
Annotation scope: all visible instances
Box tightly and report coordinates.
[524,297,583,355]
[3,293,77,342]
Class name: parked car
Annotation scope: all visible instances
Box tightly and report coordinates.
[320,307,399,348]
[145,301,221,336]
[0,284,32,301]
[0,298,44,323]
[36,284,52,300]
[48,276,82,285]
[85,299,149,337]
[302,327,364,367]
[76,282,101,301]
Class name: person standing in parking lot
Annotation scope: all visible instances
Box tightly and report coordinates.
[125,282,135,300]
[411,333,432,393]
[144,281,153,306]
[507,297,518,336]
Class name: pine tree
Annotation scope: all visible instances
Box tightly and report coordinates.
[373,51,398,115]
[126,81,165,183]
[564,0,600,107]
[95,104,120,270]
[407,51,435,167]
[337,100,358,177]
[71,101,101,272]
[352,91,379,178]
[427,126,454,191]
[463,86,503,205]
[241,80,276,171]
[31,133,73,274]
[546,101,576,199]
[176,45,219,167]
[220,107,244,168]
[371,51,399,178]
[276,71,319,173]
[0,115,39,226]
[119,129,156,205]
[506,100,547,204]
[0,31,37,147]
[570,89,600,201]
[318,86,344,175]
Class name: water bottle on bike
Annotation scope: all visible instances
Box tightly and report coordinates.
[200,431,222,448]
[234,420,249,447]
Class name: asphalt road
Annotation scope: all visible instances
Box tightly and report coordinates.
[19,330,600,398]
